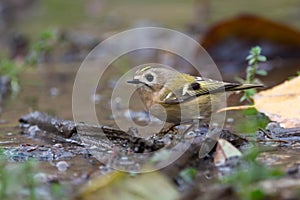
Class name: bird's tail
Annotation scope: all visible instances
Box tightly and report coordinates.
[226,83,264,92]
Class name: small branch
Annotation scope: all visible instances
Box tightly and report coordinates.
[19,111,164,152]
[19,111,76,138]
[216,105,255,113]
[256,139,290,144]
[258,128,273,139]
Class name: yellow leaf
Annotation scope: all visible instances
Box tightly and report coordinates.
[254,76,300,128]
[77,171,179,200]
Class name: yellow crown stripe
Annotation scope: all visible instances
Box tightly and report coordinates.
[140,66,152,72]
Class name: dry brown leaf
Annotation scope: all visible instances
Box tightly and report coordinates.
[201,14,300,50]
[214,139,242,166]
[254,76,300,128]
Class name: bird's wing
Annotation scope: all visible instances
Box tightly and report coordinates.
[162,78,219,104]
[162,77,249,104]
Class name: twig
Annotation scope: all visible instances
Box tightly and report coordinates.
[217,105,256,113]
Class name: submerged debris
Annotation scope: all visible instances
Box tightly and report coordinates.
[19,111,76,138]
[257,122,300,144]
[3,143,88,162]
[18,112,249,171]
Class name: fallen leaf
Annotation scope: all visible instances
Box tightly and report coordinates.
[76,171,179,200]
[201,14,300,49]
[254,76,300,128]
[214,139,242,166]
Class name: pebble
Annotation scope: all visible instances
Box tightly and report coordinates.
[56,161,69,172]
[226,118,234,123]
[53,143,63,148]
[49,87,59,96]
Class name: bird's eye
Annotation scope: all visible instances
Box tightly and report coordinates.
[145,74,154,82]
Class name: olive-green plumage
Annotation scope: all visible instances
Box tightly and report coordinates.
[128,65,262,124]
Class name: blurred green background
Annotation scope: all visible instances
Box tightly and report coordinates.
[4,0,300,38]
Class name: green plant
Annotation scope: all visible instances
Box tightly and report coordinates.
[288,70,300,80]
[51,183,66,200]
[237,46,267,104]
[0,149,37,200]
[0,58,21,94]
[26,29,58,66]
[0,29,58,97]
[221,148,284,200]
[0,149,8,199]
[236,108,269,134]
[179,167,197,184]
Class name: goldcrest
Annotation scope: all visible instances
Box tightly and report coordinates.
[128,65,262,125]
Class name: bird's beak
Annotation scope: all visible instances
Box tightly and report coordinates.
[127,79,141,84]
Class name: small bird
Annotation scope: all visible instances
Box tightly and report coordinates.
[127,65,263,125]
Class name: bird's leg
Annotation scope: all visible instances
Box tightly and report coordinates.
[182,122,197,135]
[156,123,179,136]
[156,120,196,136]
[156,118,205,136]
